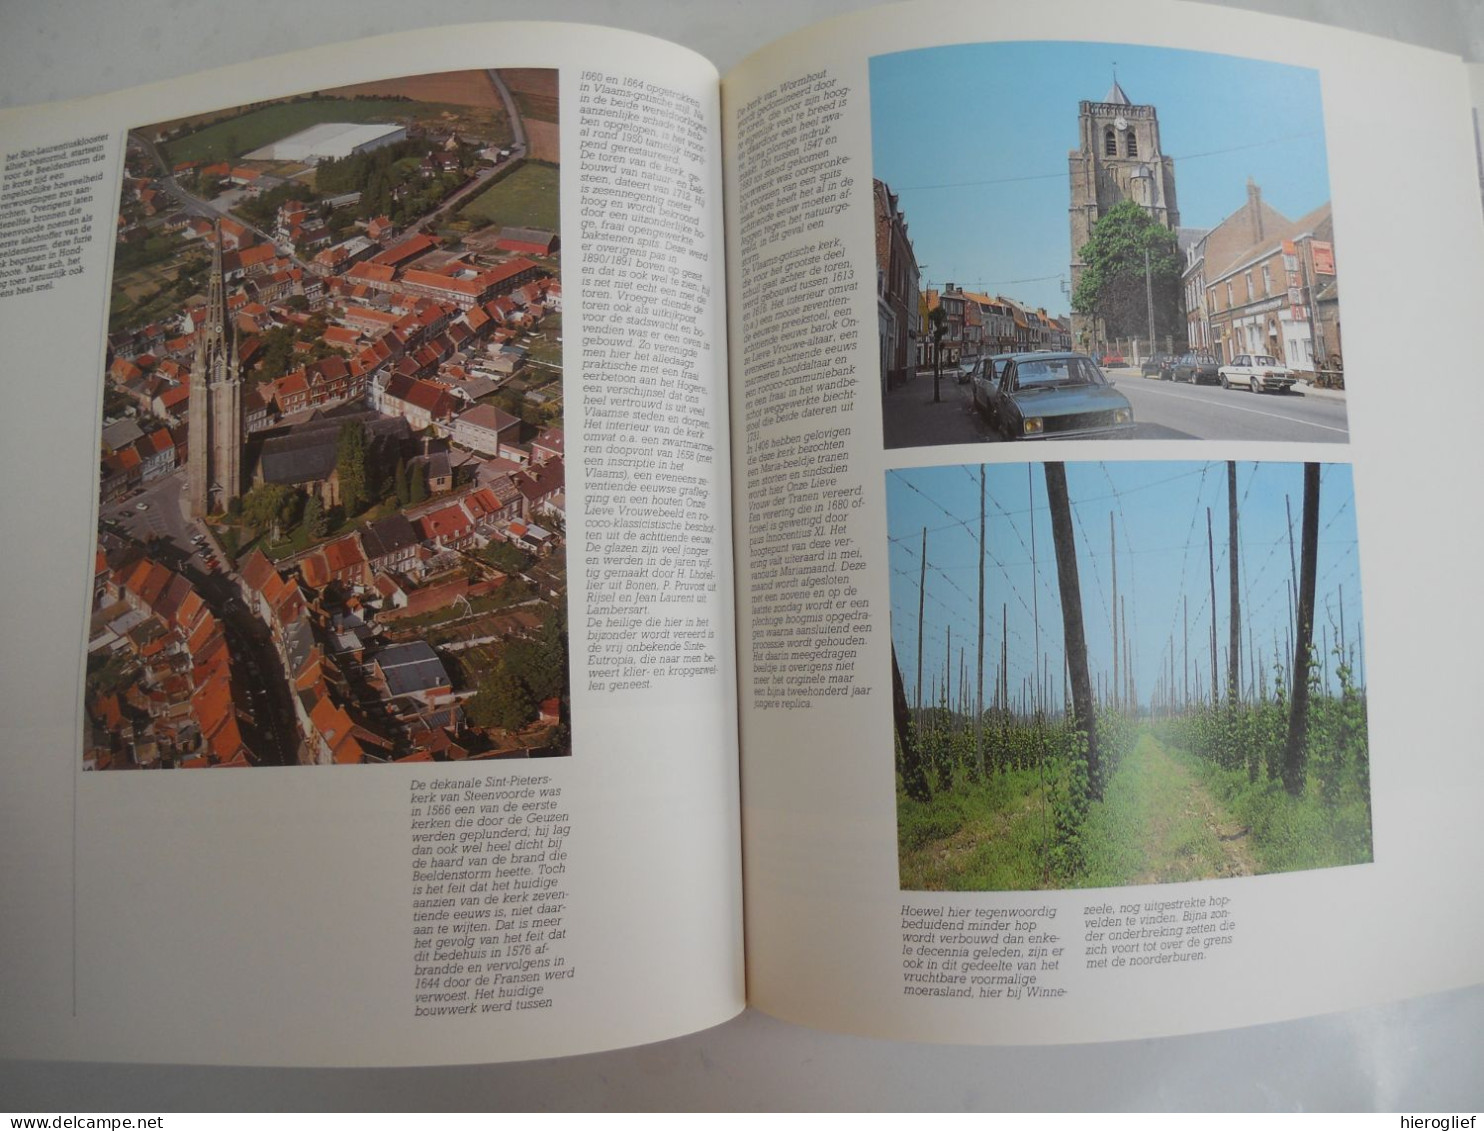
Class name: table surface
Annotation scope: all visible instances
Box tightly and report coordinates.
[1,0,1481,1110]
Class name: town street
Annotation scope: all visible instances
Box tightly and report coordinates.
[1108,368,1349,443]
[882,366,1348,449]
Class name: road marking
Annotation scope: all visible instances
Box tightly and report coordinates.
[1126,383,1350,434]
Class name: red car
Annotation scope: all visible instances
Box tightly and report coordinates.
[1099,354,1126,367]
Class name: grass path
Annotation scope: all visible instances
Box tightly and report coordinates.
[1080,731,1256,887]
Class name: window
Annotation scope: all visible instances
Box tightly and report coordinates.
[1125,131,1138,158]
[1261,264,1271,294]
[1226,281,1234,307]
[1245,271,1254,301]
[1104,128,1116,156]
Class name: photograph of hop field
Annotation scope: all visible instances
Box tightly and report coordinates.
[888,460,1370,891]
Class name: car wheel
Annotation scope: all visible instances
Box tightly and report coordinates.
[1250,378,1259,393]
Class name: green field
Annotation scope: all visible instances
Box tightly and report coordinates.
[161,98,443,165]
[457,163,560,233]
[897,710,1371,890]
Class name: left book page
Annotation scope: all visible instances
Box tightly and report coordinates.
[0,21,743,1066]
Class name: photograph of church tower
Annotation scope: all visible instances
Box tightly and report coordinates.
[870,40,1348,447]
[1067,79,1180,349]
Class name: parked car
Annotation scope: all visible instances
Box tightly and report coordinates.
[1170,353,1221,384]
[1218,353,1297,394]
[1099,353,1127,368]
[970,354,1015,419]
[1140,355,1168,377]
[977,351,1134,440]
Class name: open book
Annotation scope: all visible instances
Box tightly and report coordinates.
[1,0,1481,1067]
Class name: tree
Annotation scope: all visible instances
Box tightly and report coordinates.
[394,458,410,506]
[468,660,535,732]
[254,327,297,382]
[336,422,370,517]
[408,460,427,504]
[302,494,326,539]
[507,605,568,705]
[483,541,530,576]
[241,483,291,533]
[928,303,948,403]
[1072,200,1183,344]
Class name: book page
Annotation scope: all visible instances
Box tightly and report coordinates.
[0,21,742,1066]
[724,0,1484,1044]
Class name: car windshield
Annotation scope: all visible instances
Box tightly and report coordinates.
[1015,356,1103,389]
[1252,355,1280,366]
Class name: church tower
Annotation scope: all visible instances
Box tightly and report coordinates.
[1068,79,1180,347]
[187,224,244,518]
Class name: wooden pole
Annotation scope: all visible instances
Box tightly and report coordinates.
[1045,463,1101,798]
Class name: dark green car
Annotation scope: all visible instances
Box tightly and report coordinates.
[977,351,1134,440]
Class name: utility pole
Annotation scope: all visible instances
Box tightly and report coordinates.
[1045,463,1101,798]
[1029,467,1040,716]
[1145,247,1157,360]
[1110,513,1119,712]
[1227,461,1241,706]
[916,527,926,715]
[1207,507,1219,706]
[1284,464,1321,795]
[976,467,985,775]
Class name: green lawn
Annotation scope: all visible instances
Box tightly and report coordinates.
[162,99,445,165]
[457,163,560,233]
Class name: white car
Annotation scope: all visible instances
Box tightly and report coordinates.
[1219,353,1297,394]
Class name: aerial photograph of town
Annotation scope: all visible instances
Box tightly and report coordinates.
[86,68,570,768]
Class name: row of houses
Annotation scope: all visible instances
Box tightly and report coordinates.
[85,554,255,769]
[1182,180,1340,373]
[875,177,1072,388]
[227,449,566,764]
[235,546,463,765]
[927,287,1072,366]
[99,422,183,503]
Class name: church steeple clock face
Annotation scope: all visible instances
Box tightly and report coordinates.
[1114,116,1128,132]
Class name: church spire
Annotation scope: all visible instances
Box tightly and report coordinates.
[200,220,235,367]
[187,220,244,518]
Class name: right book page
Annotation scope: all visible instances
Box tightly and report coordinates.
[723,0,1484,1044]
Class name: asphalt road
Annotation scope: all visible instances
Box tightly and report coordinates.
[881,368,1349,448]
[1109,369,1350,443]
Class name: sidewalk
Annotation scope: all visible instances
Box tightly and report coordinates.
[883,369,989,449]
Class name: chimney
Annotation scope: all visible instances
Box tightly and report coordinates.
[1247,179,1263,244]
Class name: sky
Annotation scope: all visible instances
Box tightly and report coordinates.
[886,461,1364,714]
[870,40,1332,319]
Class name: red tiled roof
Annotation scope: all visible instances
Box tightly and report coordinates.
[418,504,472,541]
[371,234,437,268]
[239,549,278,594]
[322,534,366,575]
